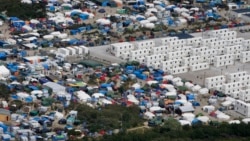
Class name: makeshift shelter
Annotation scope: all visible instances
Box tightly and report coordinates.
[0,66,10,78]
[43,82,66,93]
[79,60,103,68]
[76,91,91,102]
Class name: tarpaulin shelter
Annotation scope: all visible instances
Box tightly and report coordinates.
[79,13,89,20]
[79,60,103,68]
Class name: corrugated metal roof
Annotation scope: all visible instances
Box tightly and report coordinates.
[0,108,10,115]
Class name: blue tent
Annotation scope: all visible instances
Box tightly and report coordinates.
[68,39,78,45]
[192,101,200,107]
[0,41,8,47]
[0,52,7,60]
[12,20,25,27]
[25,96,33,103]
[100,83,112,88]
[192,118,202,125]
[186,94,195,101]
[28,85,38,90]
[79,13,89,20]
[0,124,8,133]
[99,90,107,95]
[42,63,50,70]
[135,89,144,93]
[78,27,86,33]
[70,30,78,35]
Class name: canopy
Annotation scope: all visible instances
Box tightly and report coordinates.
[76,91,91,102]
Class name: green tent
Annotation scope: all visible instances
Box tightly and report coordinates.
[177,86,188,91]
[29,110,39,116]
[41,98,55,106]
[79,60,103,68]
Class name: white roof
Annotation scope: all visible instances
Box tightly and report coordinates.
[92,93,104,98]
[179,120,191,126]
[17,92,30,98]
[127,94,139,104]
[197,116,210,123]
[31,90,43,95]
[163,75,173,80]
[149,106,161,112]
[132,83,141,89]
[147,80,158,85]
[43,82,66,93]
[228,120,240,124]
[242,118,250,124]
[76,91,91,102]
[221,101,232,107]
[217,114,230,120]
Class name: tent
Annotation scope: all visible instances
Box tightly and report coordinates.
[79,60,103,68]
[76,91,91,102]
[43,82,66,93]
[0,66,10,77]
[127,94,139,105]
[79,13,89,20]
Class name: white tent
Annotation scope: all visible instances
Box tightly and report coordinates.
[182,113,195,121]
[242,118,250,124]
[175,81,183,86]
[132,83,141,89]
[43,82,66,93]
[197,116,210,123]
[147,80,158,85]
[22,25,33,31]
[31,90,43,95]
[43,35,54,40]
[96,19,111,25]
[101,98,112,105]
[92,93,104,98]
[0,66,10,77]
[165,91,177,97]
[172,77,182,84]
[185,82,194,89]
[144,23,155,29]
[217,114,230,121]
[179,120,191,126]
[149,106,161,112]
[147,16,158,22]
[144,111,155,119]
[127,94,139,105]
[76,91,91,102]
[199,88,209,95]
[163,75,173,80]
[202,105,215,113]
[221,101,232,107]
[30,19,40,24]
[160,84,176,92]
[54,111,64,119]
[228,120,240,124]
[192,85,201,92]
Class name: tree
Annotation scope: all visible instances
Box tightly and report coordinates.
[0,83,11,101]
[161,118,182,132]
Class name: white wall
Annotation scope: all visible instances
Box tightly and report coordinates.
[235,100,250,117]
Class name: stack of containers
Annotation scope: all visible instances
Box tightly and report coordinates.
[221,82,242,98]
[205,75,226,90]
[240,51,250,63]
[226,71,247,83]
[214,54,234,67]
[239,89,250,102]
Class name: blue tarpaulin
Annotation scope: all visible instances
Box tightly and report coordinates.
[135,89,144,93]
[79,14,89,20]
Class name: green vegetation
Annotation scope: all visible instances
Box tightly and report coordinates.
[99,121,250,141]
[0,83,11,100]
[74,104,145,132]
[0,0,46,20]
